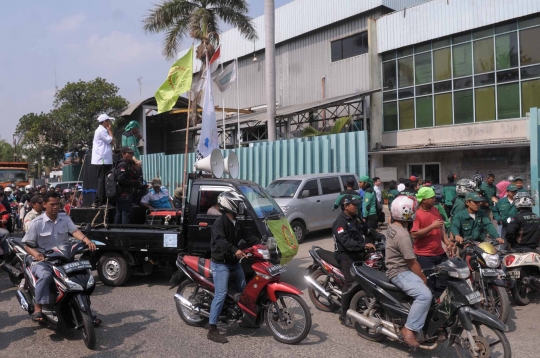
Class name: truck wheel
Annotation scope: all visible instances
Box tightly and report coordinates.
[97,253,131,286]
[291,221,306,243]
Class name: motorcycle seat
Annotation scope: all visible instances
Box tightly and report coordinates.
[183,255,213,279]
[315,248,340,268]
[355,264,402,291]
[8,237,26,250]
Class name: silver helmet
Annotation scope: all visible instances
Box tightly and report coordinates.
[456,179,476,197]
[514,192,534,209]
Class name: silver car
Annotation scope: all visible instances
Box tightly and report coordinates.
[266,173,360,243]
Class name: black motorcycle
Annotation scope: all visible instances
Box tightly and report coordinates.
[346,258,511,357]
[2,238,97,349]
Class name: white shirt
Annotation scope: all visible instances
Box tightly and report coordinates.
[374,185,382,203]
[91,125,113,165]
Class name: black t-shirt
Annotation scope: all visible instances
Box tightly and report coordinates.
[505,210,540,247]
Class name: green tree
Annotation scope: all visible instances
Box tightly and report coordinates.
[143,0,258,61]
[0,139,14,161]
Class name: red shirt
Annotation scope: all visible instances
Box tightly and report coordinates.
[0,203,9,229]
[411,207,445,256]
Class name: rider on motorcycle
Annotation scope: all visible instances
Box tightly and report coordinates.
[333,194,375,327]
[385,195,431,348]
[505,192,540,250]
[450,179,477,217]
[207,191,248,344]
[21,191,97,322]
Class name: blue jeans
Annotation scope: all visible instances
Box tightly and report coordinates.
[391,271,432,332]
[209,261,246,325]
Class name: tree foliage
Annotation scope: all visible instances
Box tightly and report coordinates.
[0,139,14,161]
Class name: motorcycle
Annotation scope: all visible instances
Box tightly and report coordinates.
[459,238,512,323]
[171,238,312,345]
[502,247,540,306]
[347,258,511,357]
[1,237,97,349]
[305,228,386,312]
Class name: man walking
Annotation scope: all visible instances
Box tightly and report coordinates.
[91,114,116,207]
[479,174,498,224]
[114,147,140,224]
[373,177,383,205]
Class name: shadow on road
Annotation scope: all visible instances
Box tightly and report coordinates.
[225,322,327,346]
[0,310,42,350]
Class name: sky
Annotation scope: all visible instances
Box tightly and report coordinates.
[0,0,294,145]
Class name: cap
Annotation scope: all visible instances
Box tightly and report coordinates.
[174,187,183,199]
[30,195,44,205]
[416,187,436,202]
[151,178,162,186]
[120,146,134,154]
[97,113,115,123]
[465,192,486,202]
[409,175,417,182]
[514,176,524,181]
[340,194,361,206]
[506,184,518,192]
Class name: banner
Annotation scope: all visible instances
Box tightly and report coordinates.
[214,60,237,92]
[266,217,299,264]
[196,56,219,160]
[155,47,193,114]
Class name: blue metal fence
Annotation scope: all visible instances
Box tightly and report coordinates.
[140,131,368,189]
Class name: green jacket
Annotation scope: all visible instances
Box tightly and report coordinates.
[442,184,457,206]
[435,203,451,229]
[387,189,399,210]
[333,190,362,216]
[518,188,528,193]
[450,197,466,217]
[493,197,518,227]
[122,131,141,159]
[362,189,377,218]
[450,209,499,242]
[479,182,497,209]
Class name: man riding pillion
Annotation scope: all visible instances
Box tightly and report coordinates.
[332,194,375,327]
[385,195,432,347]
[450,179,477,217]
[207,192,248,344]
[505,192,540,251]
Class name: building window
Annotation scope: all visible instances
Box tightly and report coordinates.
[498,82,520,119]
[416,96,433,127]
[383,102,398,131]
[331,32,367,62]
[475,86,496,122]
[399,99,415,129]
[454,90,474,124]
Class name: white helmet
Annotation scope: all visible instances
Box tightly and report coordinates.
[514,192,534,208]
[25,184,33,191]
[217,191,244,215]
[456,179,476,197]
[391,195,418,222]
[4,187,12,193]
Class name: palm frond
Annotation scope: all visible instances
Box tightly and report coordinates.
[212,5,258,41]
[163,17,190,60]
[330,116,352,135]
[302,126,320,137]
[143,0,197,33]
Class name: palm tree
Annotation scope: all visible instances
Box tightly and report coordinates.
[143,0,258,61]
[302,116,353,137]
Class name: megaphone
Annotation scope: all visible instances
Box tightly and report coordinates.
[194,149,224,178]
[223,152,239,179]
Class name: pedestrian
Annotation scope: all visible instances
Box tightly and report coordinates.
[334,177,362,216]
[23,196,44,232]
[496,175,514,199]
[373,177,382,205]
[493,184,519,239]
[514,176,528,193]
[91,114,116,208]
[442,173,457,218]
[359,176,378,230]
[387,180,399,210]
[121,120,142,160]
[399,179,417,197]
[114,147,140,224]
[479,174,498,224]
[423,177,432,187]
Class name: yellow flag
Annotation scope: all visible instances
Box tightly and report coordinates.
[266,217,299,264]
[155,47,193,113]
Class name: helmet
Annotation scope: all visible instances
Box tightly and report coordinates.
[456,179,476,196]
[507,175,515,182]
[4,187,12,193]
[514,192,534,208]
[63,188,72,196]
[390,195,418,222]
[25,185,32,191]
[217,191,244,215]
[472,174,484,188]
[77,185,83,192]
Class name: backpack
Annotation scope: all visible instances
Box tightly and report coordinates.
[105,169,117,198]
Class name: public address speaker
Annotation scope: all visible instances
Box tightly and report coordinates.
[223,152,239,179]
[194,149,224,178]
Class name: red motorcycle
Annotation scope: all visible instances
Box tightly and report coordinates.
[171,239,312,345]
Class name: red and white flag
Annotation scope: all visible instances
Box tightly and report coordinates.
[209,46,221,74]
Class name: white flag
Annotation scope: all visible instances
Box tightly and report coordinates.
[196,57,219,160]
[214,60,237,92]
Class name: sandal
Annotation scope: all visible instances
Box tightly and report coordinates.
[31,312,44,322]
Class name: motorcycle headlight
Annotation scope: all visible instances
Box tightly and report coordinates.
[87,274,95,289]
[64,278,84,291]
[280,205,290,214]
[482,253,500,268]
[448,266,470,279]
[257,249,270,260]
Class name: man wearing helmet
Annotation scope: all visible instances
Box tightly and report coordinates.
[450,179,476,217]
[385,195,431,347]
[505,192,540,250]
[207,191,248,343]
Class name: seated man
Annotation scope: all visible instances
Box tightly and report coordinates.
[385,195,431,347]
[207,192,221,216]
[23,196,44,232]
[139,178,173,210]
[505,192,540,250]
[22,192,97,322]
[333,194,375,327]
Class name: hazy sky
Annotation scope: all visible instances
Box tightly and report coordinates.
[0,0,293,144]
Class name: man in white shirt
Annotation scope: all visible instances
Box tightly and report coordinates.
[91,114,116,207]
[373,177,382,204]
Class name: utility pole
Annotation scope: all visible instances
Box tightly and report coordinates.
[137,77,143,98]
[265,0,276,141]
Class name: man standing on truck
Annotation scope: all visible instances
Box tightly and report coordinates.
[114,147,140,224]
[121,121,142,160]
[91,114,116,208]
[139,178,173,210]
[208,192,248,343]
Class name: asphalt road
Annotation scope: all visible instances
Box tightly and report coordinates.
[2,229,540,358]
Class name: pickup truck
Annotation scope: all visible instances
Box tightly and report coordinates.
[73,176,298,287]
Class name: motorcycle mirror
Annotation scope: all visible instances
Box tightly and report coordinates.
[238,239,248,250]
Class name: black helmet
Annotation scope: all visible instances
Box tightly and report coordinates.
[217,191,244,215]
[472,174,483,188]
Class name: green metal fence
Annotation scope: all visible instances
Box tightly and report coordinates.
[529,108,539,215]
[140,131,368,189]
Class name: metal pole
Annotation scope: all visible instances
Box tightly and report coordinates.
[221,59,226,149]
[265,0,276,141]
[181,96,192,211]
[236,59,241,149]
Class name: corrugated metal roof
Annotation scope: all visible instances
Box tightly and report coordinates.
[120,96,191,117]
[369,138,530,154]
[377,0,540,53]
[173,89,380,133]
[179,0,430,71]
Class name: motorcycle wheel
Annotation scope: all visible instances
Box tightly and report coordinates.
[454,324,511,358]
[512,278,531,306]
[75,307,96,350]
[349,291,386,342]
[483,285,510,323]
[265,293,312,345]
[176,281,208,327]
[307,270,341,312]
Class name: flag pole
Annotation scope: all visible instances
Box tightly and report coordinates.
[181,45,194,211]
[221,52,226,149]
[235,59,241,149]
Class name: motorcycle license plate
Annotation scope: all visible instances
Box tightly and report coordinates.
[63,260,92,274]
[267,264,286,276]
[481,268,506,277]
[507,270,520,278]
[466,291,483,304]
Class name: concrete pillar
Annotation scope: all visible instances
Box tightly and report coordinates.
[370,153,383,178]
[368,18,383,177]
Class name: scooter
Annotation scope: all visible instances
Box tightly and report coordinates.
[171,238,312,345]
[2,237,97,349]
[502,247,540,306]
[346,258,512,357]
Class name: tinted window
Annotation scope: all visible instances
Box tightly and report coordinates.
[340,176,359,190]
[198,190,226,214]
[320,177,341,195]
[300,180,319,197]
[331,32,367,62]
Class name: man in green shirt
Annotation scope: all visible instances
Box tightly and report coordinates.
[121,120,142,159]
[359,175,378,230]
[333,178,362,216]
[441,173,457,218]
[450,178,476,217]
[514,176,528,193]
[451,192,503,245]
[493,184,519,239]
[479,174,498,221]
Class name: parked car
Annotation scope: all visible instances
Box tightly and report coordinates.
[266,173,359,243]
